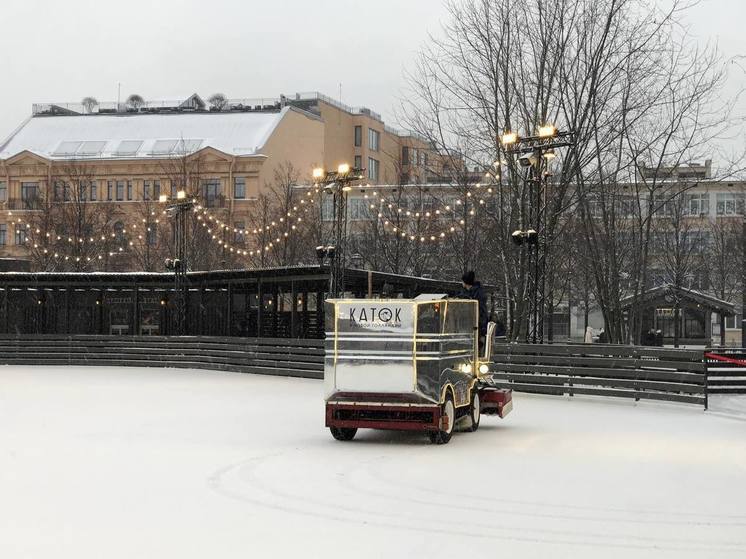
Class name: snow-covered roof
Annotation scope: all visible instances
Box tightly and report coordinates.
[0,107,294,161]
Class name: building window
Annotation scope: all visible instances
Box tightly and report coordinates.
[127,180,133,200]
[0,224,6,245]
[402,146,409,166]
[113,221,125,243]
[146,224,157,246]
[354,155,362,169]
[0,182,6,202]
[354,125,362,147]
[107,181,114,201]
[367,157,379,181]
[368,128,380,152]
[153,180,161,200]
[201,178,221,207]
[15,225,27,245]
[348,198,371,221]
[90,181,97,201]
[716,193,744,216]
[234,221,245,243]
[725,313,743,329]
[115,181,125,201]
[143,181,151,200]
[321,197,334,221]
[234,177,246,199]
[686,193,709,216]
[21,182,39,209]
[79,182,87,201]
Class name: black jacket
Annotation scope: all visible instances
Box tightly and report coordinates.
[459,282,488,337]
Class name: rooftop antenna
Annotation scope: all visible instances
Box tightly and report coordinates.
[117,82,121,112]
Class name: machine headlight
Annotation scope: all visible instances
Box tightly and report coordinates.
[461,363,473,374]
[478,364,489,375]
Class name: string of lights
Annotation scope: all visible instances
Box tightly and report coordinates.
[354,185,492,243]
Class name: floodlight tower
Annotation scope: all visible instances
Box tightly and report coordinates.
[502,125,574,343]
[312,163,365,298]
[159,190,195,335]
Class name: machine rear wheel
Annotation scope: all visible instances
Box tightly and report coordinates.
[429,394,455,445]
[467,390,481,432]
[330,427,357,441]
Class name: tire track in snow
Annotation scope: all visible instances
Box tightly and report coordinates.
[207,452,746,555]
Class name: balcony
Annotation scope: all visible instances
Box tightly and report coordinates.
[6,198,43,211]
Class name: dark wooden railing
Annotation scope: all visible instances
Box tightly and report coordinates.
[0,335,324,379]
[490,343,708,408]
[1,335,734,407]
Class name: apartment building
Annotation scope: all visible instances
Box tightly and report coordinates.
[0,92,438,262]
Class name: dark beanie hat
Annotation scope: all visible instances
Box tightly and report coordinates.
[462,270,475,285]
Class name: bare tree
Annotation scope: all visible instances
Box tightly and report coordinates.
[652,192,708,347]
[126,94,145,111]
[208,93,228,111]
[707,217,742,345]
[23,163,119,271]
[401,0,736,342]
[81,97,98,113]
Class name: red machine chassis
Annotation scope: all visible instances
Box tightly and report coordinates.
[326,401,443,432]
[326,387,512,432]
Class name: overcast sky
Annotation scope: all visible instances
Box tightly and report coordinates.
[0,0,743,151]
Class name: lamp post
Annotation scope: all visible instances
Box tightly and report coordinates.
[159,191,195,335]
[502,126,574,343]
[312,163,365,298]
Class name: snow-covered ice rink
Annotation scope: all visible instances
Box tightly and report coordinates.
[1,366,745,558]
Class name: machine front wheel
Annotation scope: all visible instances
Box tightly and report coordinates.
[429,394,455,445]
[467,390,481,432]
[330,427,357,441]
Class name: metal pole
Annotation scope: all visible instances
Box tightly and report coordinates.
[742,217,745,347]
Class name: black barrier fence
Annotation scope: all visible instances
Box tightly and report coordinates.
[489,343,709,407]
[0,334,324,379]
[704,348,746,394]
[0,267,470,339]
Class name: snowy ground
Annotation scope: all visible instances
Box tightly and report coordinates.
[1,366,745,559]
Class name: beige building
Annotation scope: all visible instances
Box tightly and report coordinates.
[0,92,438,263]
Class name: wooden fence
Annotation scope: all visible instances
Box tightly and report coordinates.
[1,336,737,407]
[490,343,708,408]
[704,348,746,395]
[0,335,324,379]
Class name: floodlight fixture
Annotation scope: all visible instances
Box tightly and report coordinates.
[538,124,557,138]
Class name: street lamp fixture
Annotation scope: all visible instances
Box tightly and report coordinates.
[312,167,325,180]
[501,131,518,146]
[176,190,187,200]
